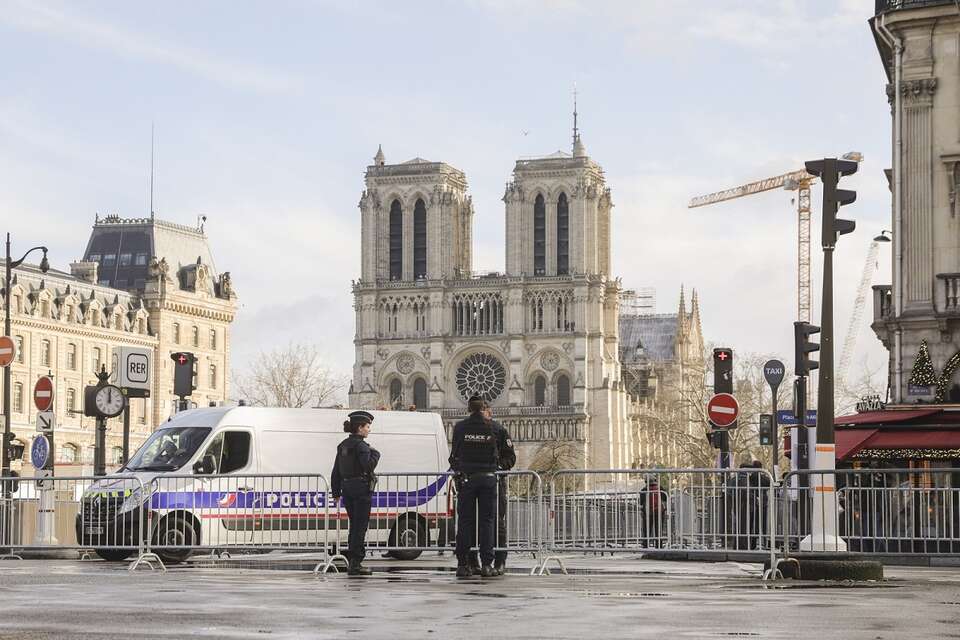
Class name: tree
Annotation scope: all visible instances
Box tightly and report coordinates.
[232,343,348,408]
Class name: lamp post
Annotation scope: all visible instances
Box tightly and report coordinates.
[3,233,49,481]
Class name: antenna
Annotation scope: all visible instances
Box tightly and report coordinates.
[149,122,155,218]
[572,83,579,147]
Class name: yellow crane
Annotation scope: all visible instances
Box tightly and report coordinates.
[688,168,817,322]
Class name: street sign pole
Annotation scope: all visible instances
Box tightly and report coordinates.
[713,348,735,468]
[763,360,785,480]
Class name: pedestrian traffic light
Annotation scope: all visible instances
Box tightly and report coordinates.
[805,157,857,247]
[3,432,22,461]
[759,414,773,446]
[170,352,196,398]
[707,429,728,450]
[713,347,733,394]
[794,321,820,376]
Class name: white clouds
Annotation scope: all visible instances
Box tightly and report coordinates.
[0,0,303,93]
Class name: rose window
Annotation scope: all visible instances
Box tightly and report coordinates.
[455,353,507,403]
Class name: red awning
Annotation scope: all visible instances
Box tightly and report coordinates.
[835,429,878,460]
[834,408,941,426]
[866,429,960,450]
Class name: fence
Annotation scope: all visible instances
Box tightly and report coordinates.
[2,467,960,578]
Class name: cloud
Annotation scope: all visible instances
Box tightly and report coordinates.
[0,0,303,93]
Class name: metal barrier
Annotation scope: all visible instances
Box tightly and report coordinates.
[780,468,960,556]
[0,474,161,571]
[546,469,777,575]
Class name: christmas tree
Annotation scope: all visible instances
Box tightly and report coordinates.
[909,340,937,387]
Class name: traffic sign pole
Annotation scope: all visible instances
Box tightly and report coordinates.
[763,360,785,481]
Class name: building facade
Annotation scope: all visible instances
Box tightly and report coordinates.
[349,132,706,470]
[0,215,237,474]
[871,1,960,405]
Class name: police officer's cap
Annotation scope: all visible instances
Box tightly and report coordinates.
[347,410,375,426]
[467,395,484,405]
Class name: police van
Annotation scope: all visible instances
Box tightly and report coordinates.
[77,407,453,564]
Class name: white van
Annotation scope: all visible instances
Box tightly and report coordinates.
[76,407,453,563]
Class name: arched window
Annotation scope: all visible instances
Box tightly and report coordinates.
[92,347,102,374]
[209,328,217,349]
[192,326,200,347]
[13,383,23,413]
[389,378,403,408]
[389,199,403,281]
[414,198,427,279]
[533,194,546,275]
[556,374,571,406]
[534,375,546,407]
[67,343,77,370]
[66,388,77,414]
[209,364,217,390]
[111,446,124,465]
[413,378,428,410]
[41,339,51,366]
[60,443,78,464]
[14,335,24,363]
[557,192,569,275]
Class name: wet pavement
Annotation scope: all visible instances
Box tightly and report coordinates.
[0,553,958,639]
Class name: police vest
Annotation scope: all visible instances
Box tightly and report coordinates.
[336,438,367,478]
[459,421,499,471]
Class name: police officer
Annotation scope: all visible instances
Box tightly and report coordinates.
[469,404,516,575]
[450,395,514,578]
[331,410,380,576]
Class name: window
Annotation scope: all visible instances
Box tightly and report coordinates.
[66,343,77,370]
[89,254,101,262]
[209,364,217,390]
[173,323,181,344]
[413,378,428,410]
[63,305,73,321]
[134,279,145,290]
[92,347,102,374]
[389,199,403,281]
[83,445,95,464]
[201,431,251,474]
[209,329,217,349]
[556,374,571,406]
[13,383,23,413]
[413,198,427,279]
[66,388,77,414]
[98,279,111,287]
[14,335,23,363]
[533,194,546,275]
[139,400,148,425]
[111,447,124,465]
[102,254,116,266]
[135,253,148,266]
[119,253,132,266]
[41,299,50,317]
[534,376,546,407]
[12,294,21,314]
[192,326,199,347]
[138,318,146,333]
[60,443,78,464]
[115,279,128,288]
[41,339,51,366]
[389,379,403,408]
[557,192,569,275]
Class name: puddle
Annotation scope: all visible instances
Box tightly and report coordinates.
[581,591,670,598]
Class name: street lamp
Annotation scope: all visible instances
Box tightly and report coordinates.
[3,233,49,480]
[874,230,893,242]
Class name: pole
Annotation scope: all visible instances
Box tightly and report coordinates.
[770,387,779,480]
[2,232,11,484]
[122,403,130,466]
[94,417,106,477]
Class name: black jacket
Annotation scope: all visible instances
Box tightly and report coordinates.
[449,413,515,474]
[331,435,380,497]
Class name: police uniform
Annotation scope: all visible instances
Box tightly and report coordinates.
[469,419,516,575]
[449,398,511,577]
[331,410,380,575]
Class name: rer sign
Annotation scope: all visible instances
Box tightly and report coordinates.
[110,347,152,392]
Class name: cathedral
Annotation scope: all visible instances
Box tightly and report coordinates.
[349,123,705,470]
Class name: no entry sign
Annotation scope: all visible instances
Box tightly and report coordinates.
[34,376,55,412]
[0,336,16,368]
[707,392,739,428]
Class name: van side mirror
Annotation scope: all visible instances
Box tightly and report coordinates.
[193,454,216,475]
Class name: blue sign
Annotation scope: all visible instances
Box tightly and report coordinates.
[31,435,50,469]
[776,410,817,426]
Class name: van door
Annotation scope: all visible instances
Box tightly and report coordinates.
[196,430,255,547]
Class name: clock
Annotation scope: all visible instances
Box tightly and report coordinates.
[94,384,126,418]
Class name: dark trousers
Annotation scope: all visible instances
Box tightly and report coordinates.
[342,479,372,563]
[471,478,508,566]
[456,473,496,566]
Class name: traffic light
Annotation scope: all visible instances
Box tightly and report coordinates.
[170,352,196,398]
[3,432,22,461]
[713,347,733,394]
[759,414,773,446]
[707,429,728,450]
[794,321,820,376]
[805,157,857,247]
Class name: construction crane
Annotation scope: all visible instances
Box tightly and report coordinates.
[837,239,881,386]
[688,169,816,322]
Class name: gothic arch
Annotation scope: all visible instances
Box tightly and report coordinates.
[388,198,403,281]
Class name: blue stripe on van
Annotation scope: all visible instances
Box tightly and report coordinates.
[149,475,448,511]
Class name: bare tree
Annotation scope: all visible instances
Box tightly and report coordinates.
[528,439,584,477]
[835,356,887,417]
[232,343,348,408]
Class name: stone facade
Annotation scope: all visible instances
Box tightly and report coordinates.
[1,215,237,474]
[871,3,960,404]
[350,133,706,470]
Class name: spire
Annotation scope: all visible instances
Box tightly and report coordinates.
[572,85,588,158]
[678,284,686,315]
[691,287,699,317]
[374,144,385,167]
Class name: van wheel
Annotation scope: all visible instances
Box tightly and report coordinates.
[153,514,197,565]
[389,515,426,561]
[95,549,133,562]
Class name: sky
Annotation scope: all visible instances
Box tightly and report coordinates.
[0,0,893,392]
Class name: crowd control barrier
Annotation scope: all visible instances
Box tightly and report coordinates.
[779,468,960,556]
[0,474,161,570]
[546,469,777,574]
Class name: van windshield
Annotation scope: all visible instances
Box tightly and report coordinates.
[124,427,212,472]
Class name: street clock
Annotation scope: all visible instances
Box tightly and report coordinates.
[93,384,126,418]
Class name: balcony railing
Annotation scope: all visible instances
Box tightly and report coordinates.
[873,285,893,322]
[438,404,583,419]
[937,273,960,313]
[876,0,955,14]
